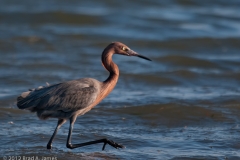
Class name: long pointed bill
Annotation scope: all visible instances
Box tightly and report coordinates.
[127,50,152,61]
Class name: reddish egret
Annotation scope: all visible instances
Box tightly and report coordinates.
[17,42,151,150]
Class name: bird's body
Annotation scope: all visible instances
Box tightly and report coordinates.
[17,42,151,150]
[18,78,102,119]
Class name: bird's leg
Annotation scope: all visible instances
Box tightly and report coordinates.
[66,116,124,150]
[47,119,66,149]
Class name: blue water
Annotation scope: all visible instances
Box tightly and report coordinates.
[1,0,240,159]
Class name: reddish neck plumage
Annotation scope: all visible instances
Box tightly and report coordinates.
[102,47,119,84]
[84,47,120,111]
[99,47,119,100]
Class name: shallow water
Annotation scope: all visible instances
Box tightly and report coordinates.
[1,0,240,159]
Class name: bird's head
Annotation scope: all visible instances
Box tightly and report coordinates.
[110,42,151,61]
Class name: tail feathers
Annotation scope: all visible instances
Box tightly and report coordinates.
[17,90,33,109]
[17,82,50,110]
[17,91,31,104]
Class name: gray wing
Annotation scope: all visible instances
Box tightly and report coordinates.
[17,80,99,113]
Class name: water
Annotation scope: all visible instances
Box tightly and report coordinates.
[1,0,240,159]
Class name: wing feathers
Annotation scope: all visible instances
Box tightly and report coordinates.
[17,80,99,114]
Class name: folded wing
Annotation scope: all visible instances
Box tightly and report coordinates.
[17,80,99,119]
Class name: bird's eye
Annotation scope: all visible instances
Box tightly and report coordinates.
[122,47,129,51]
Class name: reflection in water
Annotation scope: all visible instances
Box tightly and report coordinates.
[0,0,240,159]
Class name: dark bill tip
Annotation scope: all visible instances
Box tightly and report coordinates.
[137,54,152,61]
[127,49,152,61]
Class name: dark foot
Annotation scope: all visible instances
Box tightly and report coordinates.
[102,139,125,150]
[66,143,73,149]
[47,144,52,149]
